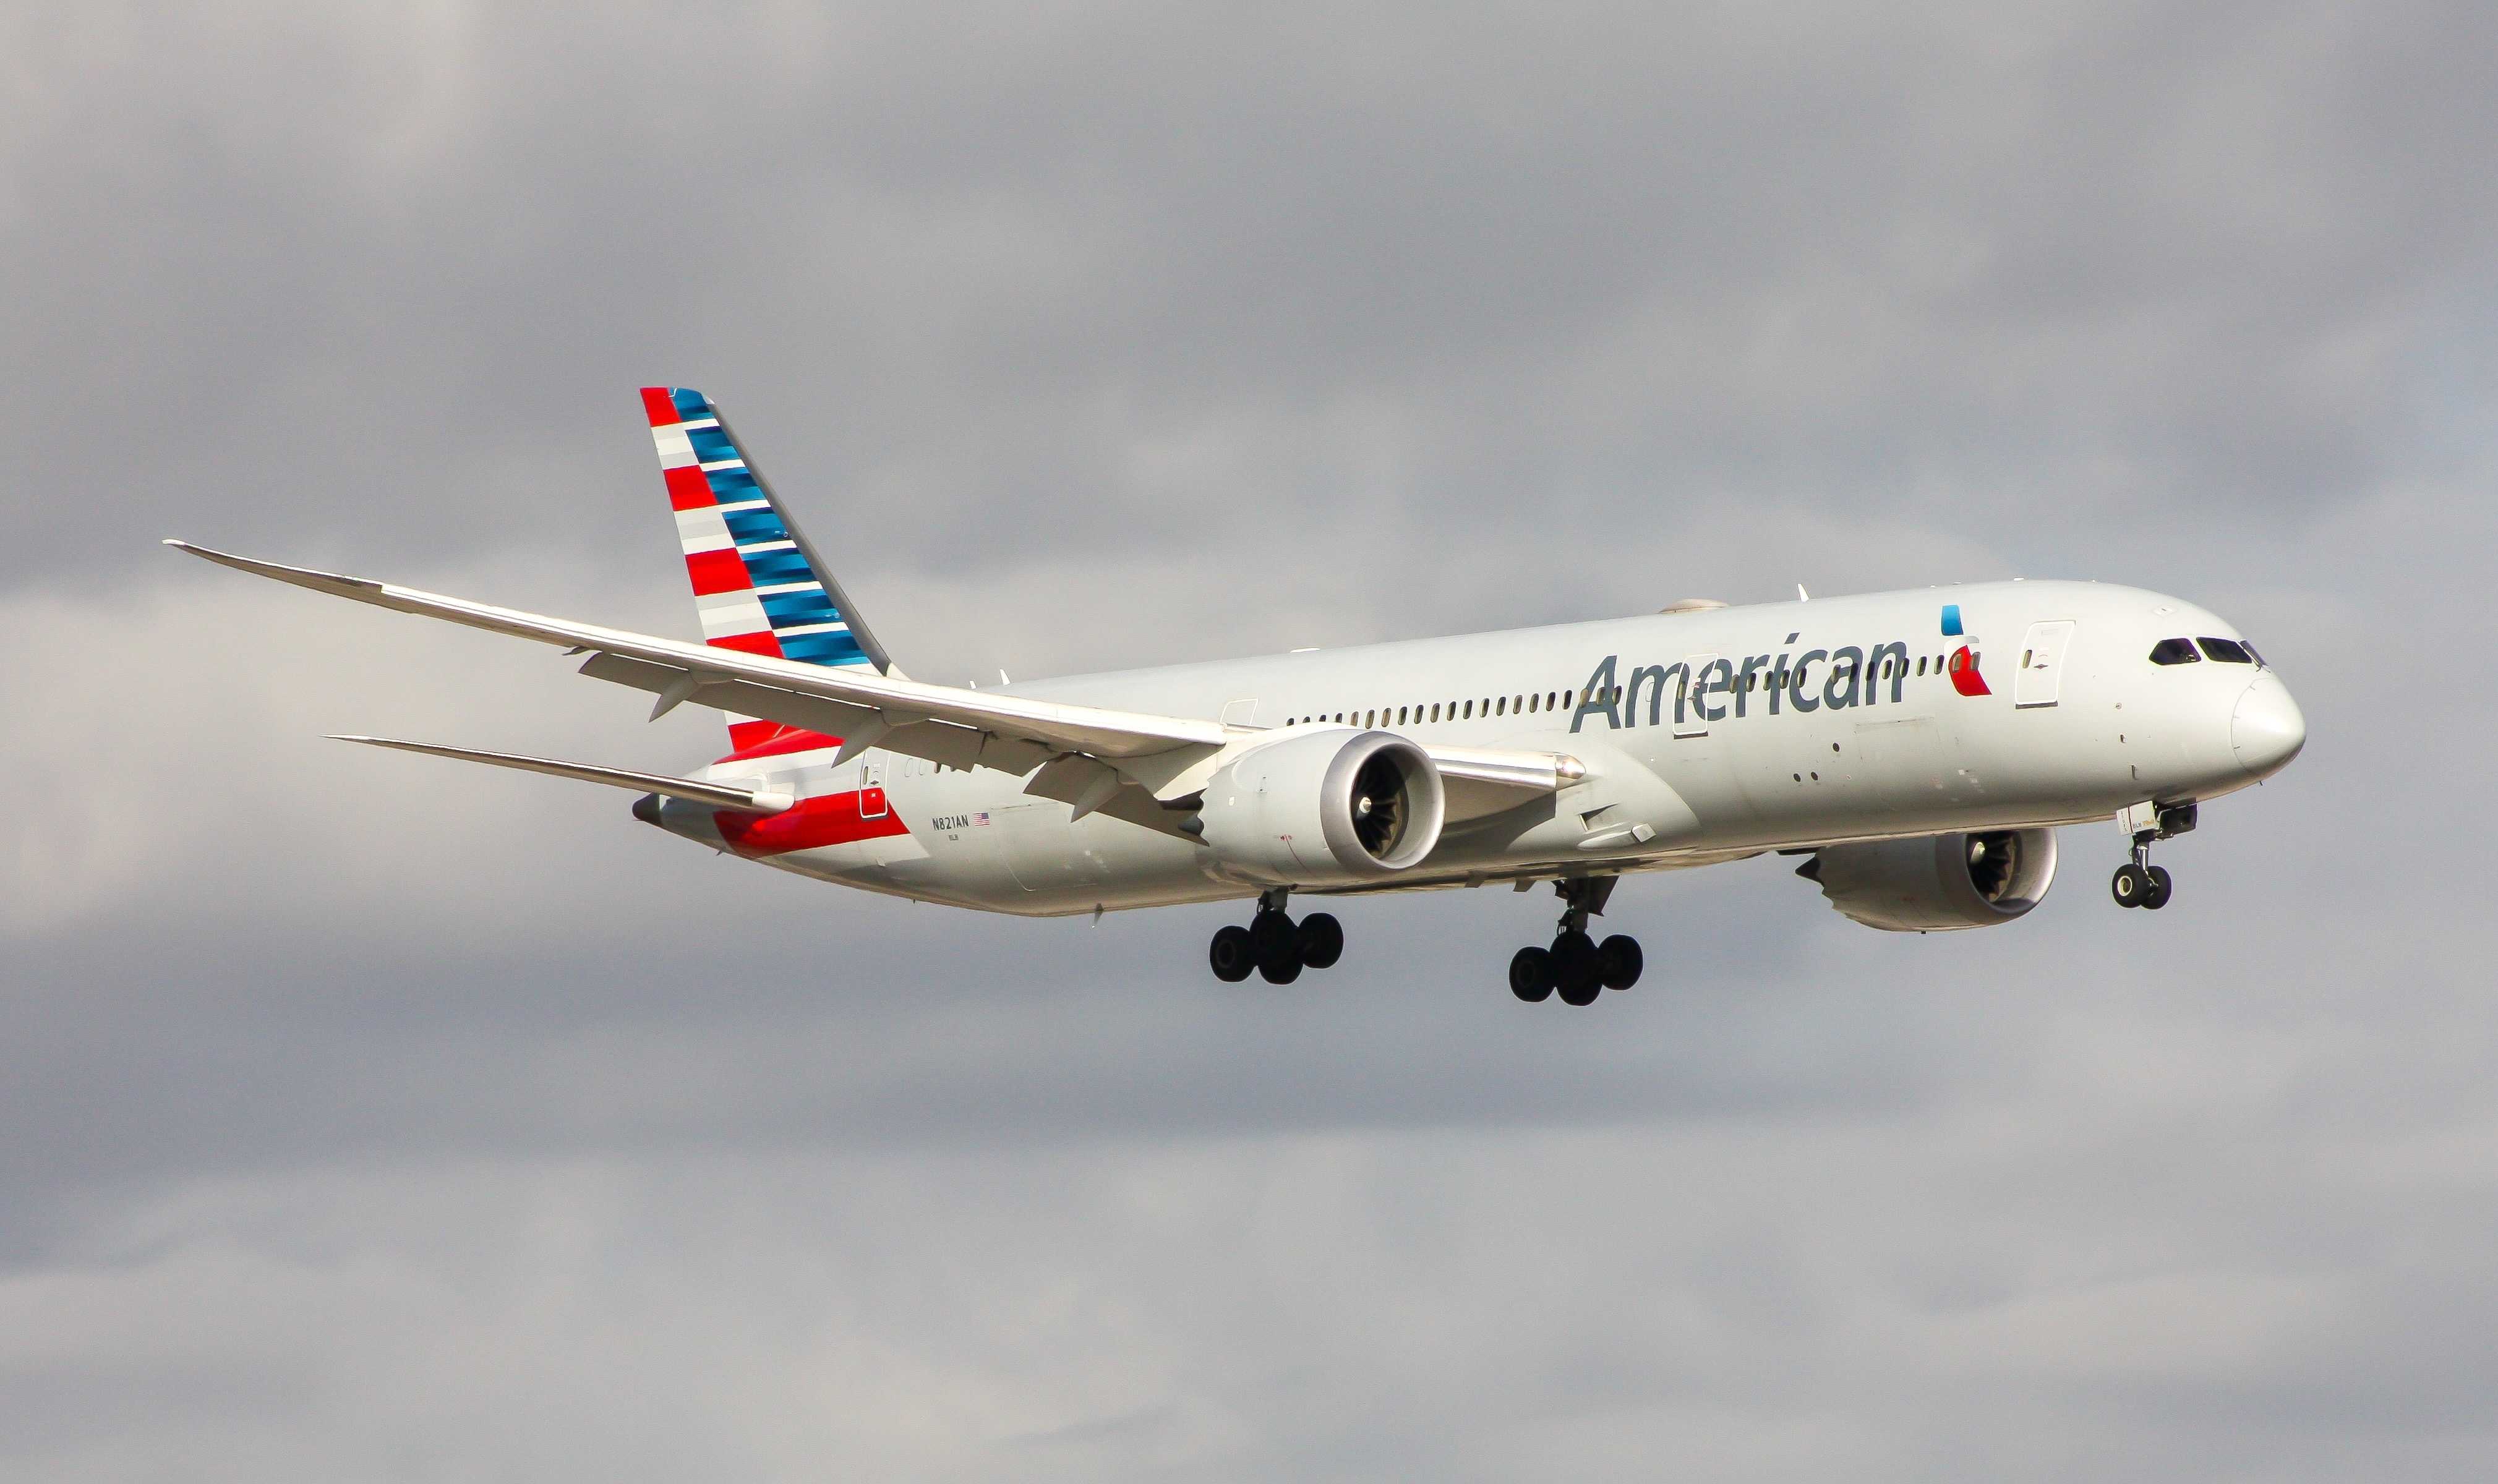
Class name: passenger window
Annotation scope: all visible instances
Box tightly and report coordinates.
[2149,638,2199,665]
[2197,637,2256,664]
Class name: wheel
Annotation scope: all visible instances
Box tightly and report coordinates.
[1259,953,1302,984]
[1249,909,1298,968]
[1508,946,1555,1002]
[1208,925,1254,982]
[1552,930,1602,1006]
[1297,911,1344,970]
[2111,863,2149,908]
[1597,934,1643,991]
[2142,864,2173,911]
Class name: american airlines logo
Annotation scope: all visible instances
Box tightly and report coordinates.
[1568,605,1987,734]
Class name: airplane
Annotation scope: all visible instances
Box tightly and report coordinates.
[166,386,2308,1006]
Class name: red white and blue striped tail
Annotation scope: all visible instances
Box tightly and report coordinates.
[640,386,892,751]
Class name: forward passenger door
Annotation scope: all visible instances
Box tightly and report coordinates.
[2013,621,2076,709]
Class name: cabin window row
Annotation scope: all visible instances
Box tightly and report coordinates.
[1273,651,1962,730]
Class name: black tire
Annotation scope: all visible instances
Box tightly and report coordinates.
[1553,930,1602,1005]
[1297,911,1345,970]
[1597,934,1644,991]
[2111,864,2147,908]
[1249,909,1298,968]
[2142,864,2173,911]
[1509,946,1555,1002]
[1209,925,1254,982]
[1259,953,1302,984]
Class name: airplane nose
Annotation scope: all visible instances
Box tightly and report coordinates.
[2231,673,2306,778]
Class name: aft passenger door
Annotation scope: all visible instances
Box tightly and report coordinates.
[2013,621,2076,709]
[1674,654,1717,738]
[859,758,889,817]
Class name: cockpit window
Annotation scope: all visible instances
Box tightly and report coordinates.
[2149,638,2199,665]
[2197,637,2256,664]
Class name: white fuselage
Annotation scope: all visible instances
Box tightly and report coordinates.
[659,580,2301,916]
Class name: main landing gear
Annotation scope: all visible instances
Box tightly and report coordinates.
[2111,802,2194,911]
[1509,876,1643,1007]
[1208,890,1345,984]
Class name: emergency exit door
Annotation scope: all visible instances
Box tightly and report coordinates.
[2013,621,2076,709]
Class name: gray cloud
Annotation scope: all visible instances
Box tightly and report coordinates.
[7,2,2497,1478]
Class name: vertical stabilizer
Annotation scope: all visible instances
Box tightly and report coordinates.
[639,386,894,751]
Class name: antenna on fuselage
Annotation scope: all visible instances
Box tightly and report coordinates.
[1797,584,1810,602]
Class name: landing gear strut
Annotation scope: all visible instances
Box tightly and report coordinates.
[1208,889,1344,984]
[2111,803,2191,911]
[1510,876,1643,1006]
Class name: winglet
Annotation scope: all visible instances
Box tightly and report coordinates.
[163,539,384,595]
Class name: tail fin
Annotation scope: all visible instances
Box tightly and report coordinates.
[640,386,894,751]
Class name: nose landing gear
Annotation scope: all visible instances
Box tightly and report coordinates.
[2110,860,2173,910]
[2111,804,2190,911]
[1207,890,1345,983]
[1510,877,1642,1005]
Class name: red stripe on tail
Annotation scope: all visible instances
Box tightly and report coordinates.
[708,630,784,657]
[684,547,750,595]
[717,726,843,764]
[664,464,714,510]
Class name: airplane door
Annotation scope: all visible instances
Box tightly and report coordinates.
[859,759,888,817]
[1674,654,1717,738]
[2013,621,2076,709]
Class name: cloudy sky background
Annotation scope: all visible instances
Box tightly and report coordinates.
[6,2,2497,1478]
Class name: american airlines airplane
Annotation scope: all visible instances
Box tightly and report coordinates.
[169,388,2306,1005]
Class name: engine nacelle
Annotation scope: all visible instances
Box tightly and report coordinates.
[1799,828,2059,932]
[1195,729,1446,887]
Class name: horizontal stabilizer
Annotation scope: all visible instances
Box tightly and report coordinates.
[328,735,793,813]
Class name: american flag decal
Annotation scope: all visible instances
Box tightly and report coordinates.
[972,811,991,826]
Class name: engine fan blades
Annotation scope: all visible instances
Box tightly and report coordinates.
[1350,755,1407,856]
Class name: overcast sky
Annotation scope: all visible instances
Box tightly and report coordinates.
[7,3,2497,1479]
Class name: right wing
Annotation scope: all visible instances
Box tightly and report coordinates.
[169,542,1583,821]
[167,542,1225,777]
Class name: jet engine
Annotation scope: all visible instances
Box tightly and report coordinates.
[1797,828,2059,932]
[1194,729,1446,887]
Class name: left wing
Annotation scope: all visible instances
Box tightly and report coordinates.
[167,541,1580,821]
